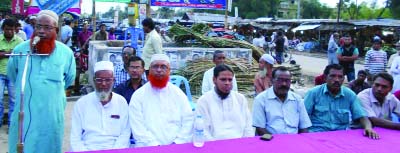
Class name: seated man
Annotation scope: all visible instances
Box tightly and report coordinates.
[129,54,193,147]
[114,56,147,103]
[347,70,370,94]
[304,64,379,139]
[253,67,311,135]
[314,73,325,86]
[358,72,400,130]
[70,61,130,151]
[196,64,253,141]
[114,46,137,88]
[202,50,238,95]
[254,54,274,95]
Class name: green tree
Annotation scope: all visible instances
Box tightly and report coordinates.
[341,2,392,20]
[301,0,333,19]
[389,0,400,18]
[100,6,127,21]
[232,0,275,19]
[0,0,11,12]
[157,7,175,19]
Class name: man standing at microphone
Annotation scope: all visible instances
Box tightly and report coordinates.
[7,10,76,153]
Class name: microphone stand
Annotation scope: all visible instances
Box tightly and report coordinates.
[6,51,49,153]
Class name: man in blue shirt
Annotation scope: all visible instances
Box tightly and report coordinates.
[253,67,311,135]
[114,56,146,103]
[304,64,379,139]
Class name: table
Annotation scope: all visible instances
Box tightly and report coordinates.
[68,128,400,153]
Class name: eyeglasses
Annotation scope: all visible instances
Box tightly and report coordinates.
[128,66,142,70]
[274,78,292,83]
[94,78,114,84]
[151,64,168,71]
[35,24,56,30]
[123,51,135,56]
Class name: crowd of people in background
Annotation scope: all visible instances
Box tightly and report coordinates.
[1,10,400,153]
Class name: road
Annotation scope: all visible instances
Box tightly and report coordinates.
[292,54,364,77]
[0,54,366,152]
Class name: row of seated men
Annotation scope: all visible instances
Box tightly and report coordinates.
[70,52,399,151]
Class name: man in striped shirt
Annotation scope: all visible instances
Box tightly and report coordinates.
[365,38,387,84]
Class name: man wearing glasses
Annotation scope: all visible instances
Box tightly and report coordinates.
[253,67,311,135]
[113,46,136,88]
[114,56,147,103]
[7,10,76,153]
[113,46,147,90]
[129,54,193,147]
[70,61,130,151]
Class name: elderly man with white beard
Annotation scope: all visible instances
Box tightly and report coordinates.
[70,61,130,151]
[254,54,275,95]
[129,54,194,147]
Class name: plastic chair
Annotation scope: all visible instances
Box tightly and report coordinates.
[169,75,196,111]
[392,113,400,123]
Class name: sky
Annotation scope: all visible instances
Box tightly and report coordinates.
[25,0,388,14]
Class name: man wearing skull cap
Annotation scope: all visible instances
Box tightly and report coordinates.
[7,10,76,153]
[129,54,193,147]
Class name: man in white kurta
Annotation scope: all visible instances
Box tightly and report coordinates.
[141,18,163,72]
[129,54,193,147]
[70,61,130,151]
[390,45,400,93]
[196,64,253,141]
[202,50,238,95]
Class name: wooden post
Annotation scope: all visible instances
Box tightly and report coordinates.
[92,0,96,35]
[146,0,151,18]
[224,0,228,29]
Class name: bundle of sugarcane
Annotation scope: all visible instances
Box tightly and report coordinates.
[272,63,303,86]
[169,24,265,62]
[176,58,257,96]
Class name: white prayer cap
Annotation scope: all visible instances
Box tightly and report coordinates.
[29,16,36,20]
[260,54,275,65]
[37,10,59,26]
[150,54,170,64]
[94,61,114,73]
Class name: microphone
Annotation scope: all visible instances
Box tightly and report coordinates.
[32,36,40,48]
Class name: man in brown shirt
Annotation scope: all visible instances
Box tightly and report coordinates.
[254,54,275,95]
[94,24,108,41]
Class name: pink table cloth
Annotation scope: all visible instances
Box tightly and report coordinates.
[68,128,400,153]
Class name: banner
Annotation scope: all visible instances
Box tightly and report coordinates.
[95,0,131,2]
[33,0,80,15]
[12,0,24,14]
[151,0,226,10]
[27,0,82,16]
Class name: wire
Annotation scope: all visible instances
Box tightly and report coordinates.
[23,53,33,142]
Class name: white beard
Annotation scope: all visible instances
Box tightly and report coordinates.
[96,88,112,102]
[258,68,267,78]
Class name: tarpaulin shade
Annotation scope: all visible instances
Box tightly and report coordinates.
[292,24,321,31]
